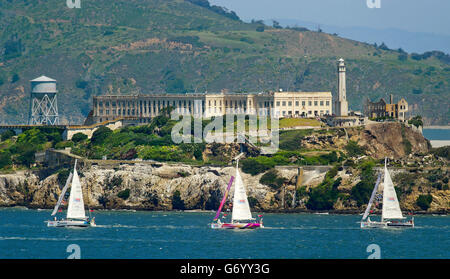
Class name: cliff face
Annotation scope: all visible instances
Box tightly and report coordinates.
[0,163,448,213]
[356,123,430,159]
[298,123,430,159]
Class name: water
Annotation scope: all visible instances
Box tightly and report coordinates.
[0,208,448,259]
[423,128,450,141]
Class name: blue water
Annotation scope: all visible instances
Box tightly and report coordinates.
[423,129,450,141]
[0,208,448,259]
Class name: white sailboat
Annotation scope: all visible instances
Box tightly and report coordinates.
[360,159,414,228]
[211,154,263,229]
[46,160,96,227]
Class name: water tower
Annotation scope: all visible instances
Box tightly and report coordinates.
[28,76,60,125]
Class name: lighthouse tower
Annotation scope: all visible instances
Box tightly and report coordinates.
[334,58,348,116]
[28,76,60,125]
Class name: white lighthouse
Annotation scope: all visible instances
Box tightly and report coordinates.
[334,58,348,116]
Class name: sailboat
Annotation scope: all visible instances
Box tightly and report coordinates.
[211,156,263,229]
[360,158,414,228]
[46,160,96,227]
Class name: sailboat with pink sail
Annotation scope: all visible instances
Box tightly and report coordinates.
[211,155,263,229]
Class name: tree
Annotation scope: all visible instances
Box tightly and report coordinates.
[345,141,365,157]
[0,151,12,169]
[256,26,265,32]
[416,194,432,211]
[1,129,16,141]
[72,133,88,143]
[272,20,282,29]
[91,126,113,145]
[408,115,423,128]
[117,189,131,200]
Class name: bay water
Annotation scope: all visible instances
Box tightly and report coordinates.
[0,208,448,259]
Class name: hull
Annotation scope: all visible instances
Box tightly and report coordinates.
[46,220,90,227]
[211,222,262,229]
[361,219,414,229]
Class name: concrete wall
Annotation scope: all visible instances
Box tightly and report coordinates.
[66,119,124,140]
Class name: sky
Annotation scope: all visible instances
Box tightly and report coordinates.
[210,0,450,37]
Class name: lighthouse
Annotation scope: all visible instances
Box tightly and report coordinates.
[334,58,348,116]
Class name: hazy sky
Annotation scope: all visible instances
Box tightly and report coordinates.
[210,0,450,36]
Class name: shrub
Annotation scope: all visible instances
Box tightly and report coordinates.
[345,141,365,157]
[416,194,432,210]
[306,168,342,210]
[1,129,15,141]
[408,115,423,128]
[72,133,88,143]
[117,189,130,200]
[259,169,285,190]
[91,126,113,145]
[0,151,12,169]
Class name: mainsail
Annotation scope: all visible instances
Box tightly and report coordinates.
[362,173,382,220]
[231,162,253,221]
[381,161,404,220]
[66,161,86,220]
[51,172,73,216]
[213,176,234,221]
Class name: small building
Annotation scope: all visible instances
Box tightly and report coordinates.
[364,94,408,121]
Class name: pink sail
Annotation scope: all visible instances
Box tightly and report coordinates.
[213,176,234,221]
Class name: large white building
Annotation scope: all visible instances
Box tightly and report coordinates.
[86,90,333,124]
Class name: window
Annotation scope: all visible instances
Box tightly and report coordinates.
[288,101,292,106]
[276,101,280,107]
[320,101,324,106]
[282,101,286,106]
[308,101,312,106]
[295,101,299,106]
[314,101,318,106]
[302,101,305,106]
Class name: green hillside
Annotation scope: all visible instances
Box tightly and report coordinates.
[0,0,449,125]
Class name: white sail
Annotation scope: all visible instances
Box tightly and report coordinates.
[362,172,382,220]
[381,161,404,220]
[231,162,253,221]
[51,172,73,216]
[66,162,86,220]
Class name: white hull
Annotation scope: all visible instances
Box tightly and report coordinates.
[361,219,414,229]
[46,219,90,227]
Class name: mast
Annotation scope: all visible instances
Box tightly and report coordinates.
[51,172,73,216]
[362,173,382,221]
[213,176,235,221]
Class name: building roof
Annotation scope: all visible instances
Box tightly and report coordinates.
[30,76,56,82]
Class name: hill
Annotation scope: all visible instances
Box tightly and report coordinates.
[0,0,449,125]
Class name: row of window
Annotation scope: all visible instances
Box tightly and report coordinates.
[280,110,330,117]
[276,100,330,107]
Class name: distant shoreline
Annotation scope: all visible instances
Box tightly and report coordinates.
[424,126,450,129]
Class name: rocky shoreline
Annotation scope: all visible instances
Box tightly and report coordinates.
[0,162,448,214]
